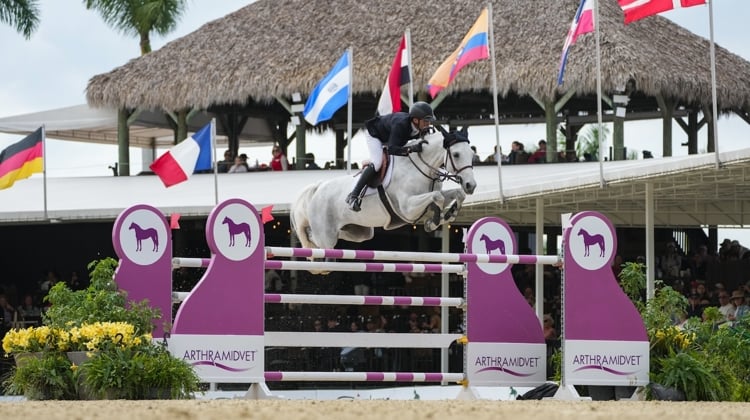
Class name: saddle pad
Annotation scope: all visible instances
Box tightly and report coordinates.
[350,158,395,198]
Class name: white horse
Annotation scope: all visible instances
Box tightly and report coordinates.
[291,126,477,251]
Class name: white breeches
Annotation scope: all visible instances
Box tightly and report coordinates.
[365,132,385,171]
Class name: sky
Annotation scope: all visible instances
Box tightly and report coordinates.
[1,0,750,243]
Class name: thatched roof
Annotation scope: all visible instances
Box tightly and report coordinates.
[86,0,750,113]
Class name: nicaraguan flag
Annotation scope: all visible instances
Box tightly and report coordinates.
[0,127,44,190]
[150,122,213,187]
[557,0,594,86]
[376,34,410,116]
[427,8,489,98]
[303,50,350,126]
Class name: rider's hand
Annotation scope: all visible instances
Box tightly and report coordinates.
[409,141,424,153]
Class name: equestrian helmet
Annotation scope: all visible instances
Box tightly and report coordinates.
[408,101,435,122]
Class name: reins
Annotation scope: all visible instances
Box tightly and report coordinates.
[407,133,472,188]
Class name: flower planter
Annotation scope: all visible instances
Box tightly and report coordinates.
[66,351,95,400]
[13,352,43,368]
[66,351,91,366]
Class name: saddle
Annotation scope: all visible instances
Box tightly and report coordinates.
[360,151,391,188]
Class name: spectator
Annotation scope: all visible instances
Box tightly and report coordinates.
[304,153,321,170]
[660,242,682,280]
[717,290,735,322]
[527,139,547,163]
[686,292,704,320]
[484,145,503,164]
[264,269,282,292]
[728,290,749,326]
[217,149,233,173]
[17,293,41,324]
[270,145,289,171]
[543,314,557,340]
[227,156,248,173]
[0,294,16,329]
[470,146,481,164]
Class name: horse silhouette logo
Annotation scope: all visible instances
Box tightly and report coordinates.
[129,222,159,252]
[222,216,251,247]
[479,233,506,254]
[578,228,605,257]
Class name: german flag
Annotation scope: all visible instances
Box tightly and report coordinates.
[0,127,44,190]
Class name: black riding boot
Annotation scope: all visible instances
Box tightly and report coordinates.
[345,163,376,212]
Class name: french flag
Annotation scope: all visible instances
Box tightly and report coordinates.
[618,0,706,24]
[376,34,410,116]
[557,0,595,86]
[150,122,213,187]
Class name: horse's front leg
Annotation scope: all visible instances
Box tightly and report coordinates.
[440,189,466,223]
[401,191,445,232]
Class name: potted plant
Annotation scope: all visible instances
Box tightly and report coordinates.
[81,341,201,400]
[2,352,77,400]
[3,258,202,400]
[618,262,750,401]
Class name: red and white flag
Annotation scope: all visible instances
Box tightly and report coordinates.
[150,122,213,187]
[376,34,410,116]
[618,0,706,24]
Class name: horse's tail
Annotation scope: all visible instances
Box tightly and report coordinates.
[290,182,320,249]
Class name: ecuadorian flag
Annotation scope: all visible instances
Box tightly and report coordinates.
[0,127,44,190]
[427,8,490,98]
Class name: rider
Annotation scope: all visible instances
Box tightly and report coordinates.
[345,101,436,211]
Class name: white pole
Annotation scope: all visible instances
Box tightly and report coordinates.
[211,118,218,205]
[487,4,504,203]
[42,125,47,220]
[406,29,414,108]
[347,47,353,174]
[708,0,719,169]
[594,0,604,187]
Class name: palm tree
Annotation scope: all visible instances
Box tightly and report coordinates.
[84,1,189,176]
[576,123,610,161]
[83,0,187,55]
[1,0,40,39]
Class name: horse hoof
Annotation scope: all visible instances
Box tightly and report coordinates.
[424,220,438,232]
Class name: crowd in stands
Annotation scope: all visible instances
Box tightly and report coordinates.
[0,269,87,340]
[653,239,750,327]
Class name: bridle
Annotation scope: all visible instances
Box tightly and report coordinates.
[408,125,473,186]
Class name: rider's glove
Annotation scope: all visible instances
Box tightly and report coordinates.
[409,141,425,153]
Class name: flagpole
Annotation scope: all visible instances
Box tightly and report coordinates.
[211,118,218,205]
[406,29,414,108]
[347,46,353,174]
[594,0,604,188]
[708,0,719,169]
[42,125,48,220]
[487,4,504,203]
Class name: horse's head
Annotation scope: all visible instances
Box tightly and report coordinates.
[222,216,229,224]
[433,126,477,195]
[128,222,135,229]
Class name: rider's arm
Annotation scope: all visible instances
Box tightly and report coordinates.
[386,122,416,156]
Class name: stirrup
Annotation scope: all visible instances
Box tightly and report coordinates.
[345,194,361,212]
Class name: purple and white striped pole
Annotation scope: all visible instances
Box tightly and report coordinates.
[264,371,464,383]
[266,246,560,265]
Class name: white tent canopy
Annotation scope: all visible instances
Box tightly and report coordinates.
[0,104,277,148]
